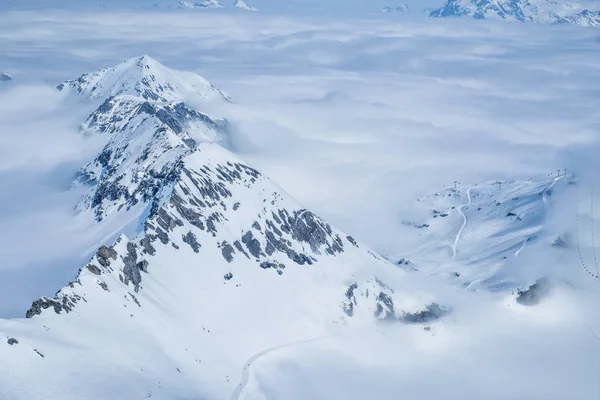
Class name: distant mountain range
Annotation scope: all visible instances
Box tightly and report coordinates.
[174,0,256,10]
[429,0,600,26]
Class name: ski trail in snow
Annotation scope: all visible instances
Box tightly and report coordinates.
[451,186,476,258]
[542,176,561,207]
[514,177,561,259]
[229,338,324,400]
[515,238,528,258]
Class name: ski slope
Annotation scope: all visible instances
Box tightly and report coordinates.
[397,176,573,291]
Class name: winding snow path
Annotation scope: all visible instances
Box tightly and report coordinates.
[229,338,323,400]
[451,186,477,258]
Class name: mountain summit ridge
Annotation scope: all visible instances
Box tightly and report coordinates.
[57,55,230,104]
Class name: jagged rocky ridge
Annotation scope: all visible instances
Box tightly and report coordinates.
[430,0,600,26]
[0,56,444,400]
[75,94,229,220]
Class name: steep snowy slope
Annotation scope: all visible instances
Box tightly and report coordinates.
[0,57,443,400]
[57,55,229,103]
[430,0,600,26]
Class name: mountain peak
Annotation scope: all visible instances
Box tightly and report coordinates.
[234,0,257,11]
[0,72,12,82]
[176,0,224,8]
[57,55,229,103]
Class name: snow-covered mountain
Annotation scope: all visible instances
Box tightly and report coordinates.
[0,72,12,82]
[234,0,257,11]
[57,55,229,103]
[175,0,224,8]
[430,0,600,26]
[0,57,443,400]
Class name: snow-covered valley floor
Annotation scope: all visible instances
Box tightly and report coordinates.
[2,4,600,399]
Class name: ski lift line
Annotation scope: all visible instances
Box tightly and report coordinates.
[577,185,600,280]
[575,184,600,400]
[592,185,600,277]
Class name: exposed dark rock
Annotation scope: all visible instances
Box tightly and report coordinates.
[233,202,240,211]
[157,208,183,232]
[260,261,277,269]
[26,298,63,318]
[7,338,18,345]
[342,283,358,317]
[86,264,102,275]
[252,221,262,231]
[221,242,235,263]
[400,303,449,324]
[233,240,250,259]
[140,235,157,256]
[155,227,170,244]
[346,236,359,247]
[33,349,44,358]
[259,261,285,273]
[182,231,201,253]
[122,242,142,292]
[224,272,233,281]
[98,281,109,291]
[516,278,550,306]
[290,252,313,265]
[242,231,263,259]
[129,292,141,307]
[97,246,117,267]
[137,260,149,273]
[26,293,83,318]
[171,193,205,230]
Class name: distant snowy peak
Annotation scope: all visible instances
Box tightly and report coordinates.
[430,0,600,26]
[176,0,198,8]
[382,4,410,13]
[0,73,12,82]
[234,0,257,11]
[175,0,224,8]
[57,55,229,104]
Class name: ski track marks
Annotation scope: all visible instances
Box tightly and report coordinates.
[451,186,478,258]
[230,338,324,400]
